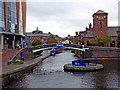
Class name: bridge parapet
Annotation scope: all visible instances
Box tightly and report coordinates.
[64,44,82,48]
[32,44,88,53]
[31,44,83,50]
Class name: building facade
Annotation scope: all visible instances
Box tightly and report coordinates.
[74,10,120,47]
[0,0,26,49]
[26,27,63,45]
[26,27,49,45]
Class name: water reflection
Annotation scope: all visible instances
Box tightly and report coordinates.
[9,51,120,88]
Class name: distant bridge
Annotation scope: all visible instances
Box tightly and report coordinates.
[32,44,89,53]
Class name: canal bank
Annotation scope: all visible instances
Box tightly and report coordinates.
[1,50,50,88]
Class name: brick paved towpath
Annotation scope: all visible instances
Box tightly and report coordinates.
[0,49,18,65]
[1,50,50,75]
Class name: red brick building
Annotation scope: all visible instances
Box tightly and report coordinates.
[25,27,49,45]
[25,27,62,45]
[74,10,120,47]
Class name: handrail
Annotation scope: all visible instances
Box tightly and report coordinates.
[11,48,25,61]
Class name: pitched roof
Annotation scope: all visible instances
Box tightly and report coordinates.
[27,33,49,37]
[84,28,94,38]
[96,10,107,14]
[108,26,119,36]
[83,26,119,38]
[93,10,108,15]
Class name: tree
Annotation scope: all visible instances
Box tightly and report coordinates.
[47,34,57,44]
[89,39,95,44]
[32,40,41,46]
[89,36,112,45]
[35,40,42,45]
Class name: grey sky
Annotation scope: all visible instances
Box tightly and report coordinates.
[26,0,119,37]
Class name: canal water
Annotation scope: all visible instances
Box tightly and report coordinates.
[9,51,119,88]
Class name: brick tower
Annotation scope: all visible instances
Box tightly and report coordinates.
[93,10,108,37]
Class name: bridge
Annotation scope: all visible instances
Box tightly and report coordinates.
[32,44,89,53]
[9,43,89,64]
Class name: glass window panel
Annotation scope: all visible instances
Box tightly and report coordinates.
[0,21,2,27]
[0,2,2,8]
[0,14,2,21]
[0,27,2,31]
[11,23,15,33]
[11,17,15,23]
[2,2,4,9]
[2,21,5,28]
[0,8,2,14]
[15,24,18,33]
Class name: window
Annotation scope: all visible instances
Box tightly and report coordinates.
[110,41,115,47]
[118,35,120,40]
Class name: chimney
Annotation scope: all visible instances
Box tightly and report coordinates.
[89,23,92,31]
[86,27,88,31]
[75,31,78,36]
[36,27,38,31]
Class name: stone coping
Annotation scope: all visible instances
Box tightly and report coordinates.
[64,63,104,71]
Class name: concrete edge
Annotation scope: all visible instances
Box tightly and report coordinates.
[64,63,104,71]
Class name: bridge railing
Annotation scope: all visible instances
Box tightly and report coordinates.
[31,43,83,50]
[31,43,57,50]
[64,44,82,48]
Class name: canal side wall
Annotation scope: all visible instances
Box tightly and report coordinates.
[2,53,50,88]
[75,47,120,58]
[91,47,120,58]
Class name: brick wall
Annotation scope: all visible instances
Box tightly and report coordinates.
[91,47,120,58]
[93,14,108,37]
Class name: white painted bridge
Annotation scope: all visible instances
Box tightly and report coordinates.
[33,46,89,53]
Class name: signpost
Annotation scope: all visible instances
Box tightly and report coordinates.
[56,44,64,47]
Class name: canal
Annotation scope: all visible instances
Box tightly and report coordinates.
[9,51,119,88]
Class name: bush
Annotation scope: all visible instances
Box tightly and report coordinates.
[71,49,77,53]
[19,60,24,64]
[12,59,24,65]
[34,54,41,58]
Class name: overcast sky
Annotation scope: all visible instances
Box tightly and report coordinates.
[26,0,119,37]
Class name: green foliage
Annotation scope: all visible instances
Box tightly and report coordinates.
[35,40,42,45]
[47,34,57,44]
[89,36,112,44]
[32,40,42,46]
[12,60,24,65]
[34,50,43,58]
[71,49,77,53]
[89,39,95,44]
[102,36,112,44]
[34,54,41,58]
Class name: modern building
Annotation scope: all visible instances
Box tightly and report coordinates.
[74,10,120,47]
[0,0,26,49]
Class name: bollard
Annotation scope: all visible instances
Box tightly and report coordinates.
[21,52,24,61]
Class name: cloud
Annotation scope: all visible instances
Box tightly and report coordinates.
[26,0,119,37]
